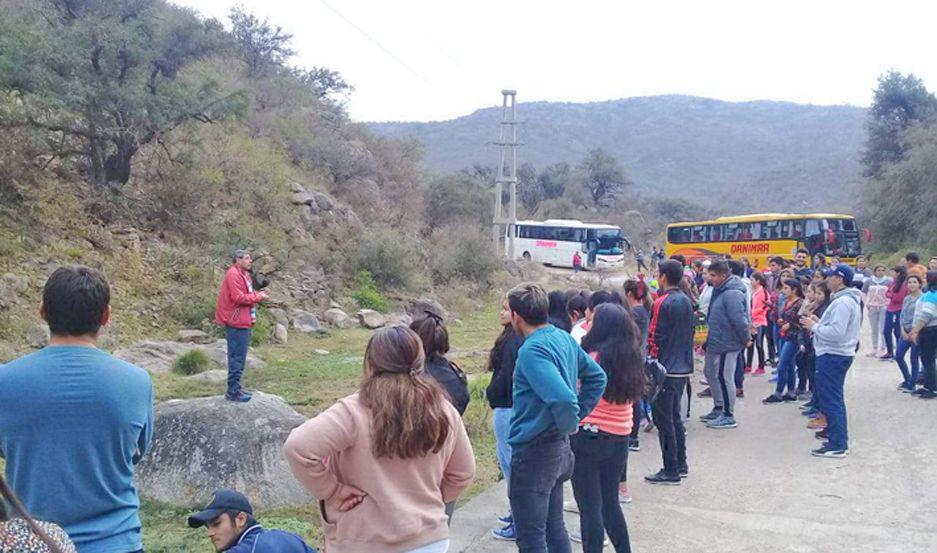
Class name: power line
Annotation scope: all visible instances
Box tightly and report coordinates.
[317,0,432,86]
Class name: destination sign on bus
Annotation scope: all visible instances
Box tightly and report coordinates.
[730,243,770,254]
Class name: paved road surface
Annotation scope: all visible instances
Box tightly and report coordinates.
[451,336,937,553]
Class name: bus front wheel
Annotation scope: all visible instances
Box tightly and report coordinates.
[522,252,531,260]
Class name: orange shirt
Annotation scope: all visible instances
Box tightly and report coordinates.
[579,352,634,436]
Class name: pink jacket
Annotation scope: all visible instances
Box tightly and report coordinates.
[751,287,769,327]
[214,265,264,328]
[886,283,908,313]
[284,393,475,553]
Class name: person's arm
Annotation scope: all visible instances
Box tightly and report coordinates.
[811,301,849,342]
[226,270,265,306]
[134,381,155,465]
[576,348,607,419]
[650,296,674,358]
[441,414,476,503]
[727,290,752,345]
[284,401,358,502]
[521,343,580,434]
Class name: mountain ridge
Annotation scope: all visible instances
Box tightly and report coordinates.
[368,95,868,213]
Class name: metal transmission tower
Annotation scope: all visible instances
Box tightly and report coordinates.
[492,90,519,259]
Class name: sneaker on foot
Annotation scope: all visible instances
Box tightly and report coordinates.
[743,366,753,374]
[901,386,916,394]
[224,391,253,402]
[912,388,928,396]
[491,523,517,541]
[678,465,689,479]
[563,500,579,514]
[807,416,827,430]
[781,394,799,402]
[811,445,848,458]
[699,408,723,421]
[644,470,681,485]
[736,388,745,398]
[697,387,713,398]
[618,483,633,503]
[753,368,766,376]
[706,415,738,429]
[569,531,608,545]
[762,394,783,404]
[628,438,641,452]
[917,390,937,399]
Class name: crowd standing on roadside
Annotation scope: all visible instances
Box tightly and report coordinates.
[3,244,937,552]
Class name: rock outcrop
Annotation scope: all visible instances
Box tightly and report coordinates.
[26,323,50,348]
[137,392,312,509]
[356,309,386,329]
[322,308,353,328]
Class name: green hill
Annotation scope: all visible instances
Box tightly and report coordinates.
[369,95,867,213]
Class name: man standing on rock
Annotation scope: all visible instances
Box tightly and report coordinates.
[507,283,606,553]
[215,249,269,403]
[0,265,153,553]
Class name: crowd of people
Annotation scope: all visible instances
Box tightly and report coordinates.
[1,246,936,553]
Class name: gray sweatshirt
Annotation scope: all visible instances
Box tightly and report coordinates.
[900,294,921,332]
[812,286,862,357]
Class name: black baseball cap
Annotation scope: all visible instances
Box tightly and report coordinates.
[187,489,253,528]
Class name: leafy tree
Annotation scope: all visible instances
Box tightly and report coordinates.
[0,0,244,188]
[229,5,295,76]
[291,67,352,100]
[576,148,630,206]
[862,70,937,178]
[517,162,540,213]
[424,174,489,227]
[538,162,570,200]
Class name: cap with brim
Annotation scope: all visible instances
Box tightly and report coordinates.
[823,265,854,282]
[187,489,253,528]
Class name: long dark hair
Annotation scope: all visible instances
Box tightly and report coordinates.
[487,324,515,373]
[580,304,645,404]
[892,265,908,293]
[548,290,572,331]
[360,326,451,459]
[1,475,67,553]
[782,278,804,300]
[410,311,450,358]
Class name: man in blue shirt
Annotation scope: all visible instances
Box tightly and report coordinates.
[0,266,153,553]
[506,283,607,553]
[188,489,316,552]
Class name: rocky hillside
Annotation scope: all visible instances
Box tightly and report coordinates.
[369,95,867,213]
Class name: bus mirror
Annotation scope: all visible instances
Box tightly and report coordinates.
[863,228,872,243]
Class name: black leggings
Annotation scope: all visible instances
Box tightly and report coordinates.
[746,326,766,369]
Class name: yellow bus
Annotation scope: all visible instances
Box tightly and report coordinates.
[665,213,865,269]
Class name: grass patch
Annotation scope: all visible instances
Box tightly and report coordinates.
[172,350,210,376]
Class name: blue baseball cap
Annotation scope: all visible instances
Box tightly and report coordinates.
[187,489,253,528]
[822,264,854,283]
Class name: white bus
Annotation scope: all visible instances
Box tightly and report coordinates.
[507,219,630,269]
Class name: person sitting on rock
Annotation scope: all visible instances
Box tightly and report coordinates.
[187,489,316,552]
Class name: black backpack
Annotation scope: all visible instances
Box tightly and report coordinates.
[643,356,668,403]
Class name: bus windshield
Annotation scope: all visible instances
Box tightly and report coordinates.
[589,228,624,254]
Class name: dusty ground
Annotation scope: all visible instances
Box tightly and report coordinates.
[451,330,937,553]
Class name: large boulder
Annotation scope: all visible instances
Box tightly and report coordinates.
[114,340,265,375]
[26,323,50,348]
[2,273,29,294]
[409,297,447,320]
[177,329,211,344]
[186,369,227,384]
[357,309,386,329]
[137,392,312,509]
[322,308,353,328]
[273,323,288,344]
[291,310,321,333]
[267,307,290,328]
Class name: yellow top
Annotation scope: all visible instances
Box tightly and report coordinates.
[669,213,854,227]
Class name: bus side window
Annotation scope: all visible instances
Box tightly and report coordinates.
[791,221,804,238]
[805,219,821,238]
[778,221,791,238]
[710,224,724,241]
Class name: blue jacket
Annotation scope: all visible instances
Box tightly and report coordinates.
[706,275,751,354]
[227,525,317,553]
[509,325,607,446]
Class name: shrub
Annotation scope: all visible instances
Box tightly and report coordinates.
[428,225,500,285]
[250,308,273,347]
[173,349,210,375]
[351,271,389,312]
[350,226,422,290]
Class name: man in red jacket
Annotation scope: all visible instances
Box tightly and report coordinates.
[215,250,269,402]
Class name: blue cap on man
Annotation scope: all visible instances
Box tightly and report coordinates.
[822,264,854,283]
[187,489,253,528]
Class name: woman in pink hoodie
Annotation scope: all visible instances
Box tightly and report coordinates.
[746,271,770,376]
[284,326,476,553]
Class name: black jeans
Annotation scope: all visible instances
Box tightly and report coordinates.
[571,432,632,553]
[796,349,815,393]
[766,320,777,360]
[920,327,937,391]
[746,326,766,369]
[652,377,687,475]
[510,431,575,553]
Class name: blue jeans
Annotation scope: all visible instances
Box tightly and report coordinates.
[509,432,574,553]
[570,432,632,553]
[895,335,920,388]
[774,338,798,395]
[815,354,853,451]
[493,408,513,488]
[883,311,901,356]
[225,326,252,397]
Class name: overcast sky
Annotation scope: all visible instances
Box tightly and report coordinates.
[174,0,936,123]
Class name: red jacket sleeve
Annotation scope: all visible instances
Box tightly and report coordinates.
[226,269,264,306]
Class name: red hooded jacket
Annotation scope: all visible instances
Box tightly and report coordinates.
[215,265,264,329]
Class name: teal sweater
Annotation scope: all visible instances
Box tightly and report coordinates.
[509,325,607,446]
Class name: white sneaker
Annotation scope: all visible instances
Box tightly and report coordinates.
[569,531,609,546]
[563,500,579,514]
